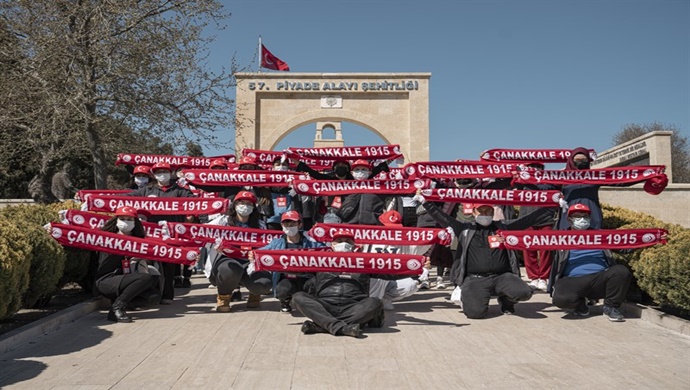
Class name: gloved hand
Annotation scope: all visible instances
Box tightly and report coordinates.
[412,189,426,205]
[158,221,171,239]
[246,261,255,276]
[558,198,569,211]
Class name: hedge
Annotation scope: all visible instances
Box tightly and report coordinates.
[602,204,690,313]
[0,219,31,319]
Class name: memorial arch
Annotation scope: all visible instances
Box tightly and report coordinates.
[234,72,430,162]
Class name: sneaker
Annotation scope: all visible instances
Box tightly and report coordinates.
[497,296,515,315]
[603,305,625,322]
[230,290,242,302]
[571,300,590,317]
[246,293,261,308]
[528,279,540,290]
[419,280,430,290]
[382,298,394,311]
[301,320,327,334]
[280,299,293,313]
[536,279,548,291]
[436,276,446,290]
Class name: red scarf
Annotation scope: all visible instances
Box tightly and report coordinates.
[292,179,431,196]
[308,223,451,245]
[480,148,597,163]
[513,166,666,186]
[419,188,562,207]
[182,169,306,187]
[76,189,130,202]
[285,145,404,161]
[62,210,166,238]
[166,221,283,245]
[253,249,425,275]
[372,168,408,180]
[48,223,199,265]
[86,195,228,215]
[115,153,235,167]
[242,149,336,171]
[498,228,668,250]
[404,161,519,179]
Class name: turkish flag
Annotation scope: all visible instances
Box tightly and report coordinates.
[261,44,290,71]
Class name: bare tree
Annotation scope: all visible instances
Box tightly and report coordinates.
[612,122,690,183]
[0,1,236,190]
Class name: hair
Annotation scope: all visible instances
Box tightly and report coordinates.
[101,215,147,238]
[226,199,263,228]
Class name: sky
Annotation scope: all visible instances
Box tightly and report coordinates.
[200,0,689,162]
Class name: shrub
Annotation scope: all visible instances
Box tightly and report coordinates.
[45,201,94,289]
[0,220,31,319]
[602,203,689,313]
[0,205,67,307]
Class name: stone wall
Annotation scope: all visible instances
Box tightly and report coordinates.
[599,184,690,228]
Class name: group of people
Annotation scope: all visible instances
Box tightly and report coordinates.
[88,147,639,333]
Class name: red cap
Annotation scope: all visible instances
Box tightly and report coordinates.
[239,156,257,166]
[473,203,494,211]
[115,206,138,218]
[332,229,355,242]
[151,162,171,172]
[378,210,403,226]
[136,209,152,220]
[567,203,591,216]
[643,174,668,196]
[133,165,150,175]
[281,210,302,222]
[234,190,257,204]
[351,159,371,170]
[209,159,227,169]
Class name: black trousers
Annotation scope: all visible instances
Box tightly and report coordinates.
[96,273,159,303]
[460,272,533,319]
[275,276,311,302]
[552,264,632,309]
[213,258,272,296]
[292,292,383,335]
[161,262,176,300]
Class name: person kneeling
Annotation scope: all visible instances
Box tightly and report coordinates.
[95,207,160,323]
[291,231,387,338]
[549,204,632,322]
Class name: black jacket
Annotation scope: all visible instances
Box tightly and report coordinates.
[309,271,404,306]
[423,202,556,286]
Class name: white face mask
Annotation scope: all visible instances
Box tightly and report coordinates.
[235,204,253,217]
[117,219,135,233]
[134,177,149,187]
[333,242,354,252]
[571,217,591,230]
[475,215,493,227]
[273,165,288,171]
[352,170,370,180]
[282,226,299,236]
[154,172,171,184]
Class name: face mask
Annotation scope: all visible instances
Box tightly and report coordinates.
[273,165,288,172]
[176,171,185,179]
[117,219,135,233]
[334,166,349,177]
[574,160,590,170]
[155,172,171,184]
[352,170,370,180]
[235,204,253,217]
[282,226,299,236]
[134,177,149,187]
[475,215,493,227]
[333,242,354,252]
[571,217,591,230]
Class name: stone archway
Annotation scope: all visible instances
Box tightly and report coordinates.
[234,73,430,163]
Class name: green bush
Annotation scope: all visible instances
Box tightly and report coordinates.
[602,203,689,313]
[46,201,94,289]
[0,205,67,307]
[0,219,31,319]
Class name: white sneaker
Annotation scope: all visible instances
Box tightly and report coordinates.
[419,280,430,290]
[537,279,548,291]
[528,280,540,290]
[436,276,446,290]
[382,298,395,311]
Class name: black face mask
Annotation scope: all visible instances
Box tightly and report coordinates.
[574,160,590,170]
[334,166,349,177]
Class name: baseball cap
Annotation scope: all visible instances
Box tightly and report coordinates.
[378,210,403,227]
[567,203,591,216]
[281,210,301,222]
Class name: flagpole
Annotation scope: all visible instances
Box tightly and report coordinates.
[258,35,262,73]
